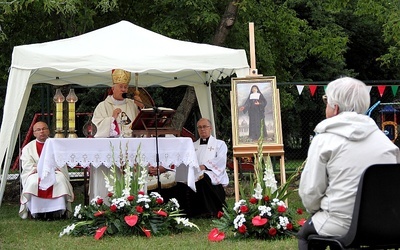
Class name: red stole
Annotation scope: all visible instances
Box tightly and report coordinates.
[36,141,53,198]
[113,120,120,135]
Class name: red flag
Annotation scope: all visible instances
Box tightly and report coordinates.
[377,85,386,97]
[309,85,317,96]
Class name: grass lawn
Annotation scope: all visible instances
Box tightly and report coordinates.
[0,179,303,250]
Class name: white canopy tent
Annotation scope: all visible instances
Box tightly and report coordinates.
[0,20,249,206]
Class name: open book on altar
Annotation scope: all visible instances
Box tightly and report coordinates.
[130,107,176,130]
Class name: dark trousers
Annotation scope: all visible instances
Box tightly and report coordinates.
[154,174,226,218]
[297,217,318,250]
[190,174,226,217]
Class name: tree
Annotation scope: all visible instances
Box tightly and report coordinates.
[1,0,400,158]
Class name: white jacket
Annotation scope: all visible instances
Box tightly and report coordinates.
[299,112,400,236]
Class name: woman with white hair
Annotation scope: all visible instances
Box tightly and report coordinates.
[297,77,400,249]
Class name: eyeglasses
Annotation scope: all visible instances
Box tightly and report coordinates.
[33,127,49,132]
[197,125,210,130]
[322,95,328,105]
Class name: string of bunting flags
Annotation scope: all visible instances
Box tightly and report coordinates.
[294,82,400,97]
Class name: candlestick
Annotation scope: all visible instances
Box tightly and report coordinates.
[66,89,78,138]
[83,115,97,138]
[53,89,65,138]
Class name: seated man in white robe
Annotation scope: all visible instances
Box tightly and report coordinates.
[90,69,144,200]
[163,118,229,218]
[191,118,229,217]
[19,121,74,219]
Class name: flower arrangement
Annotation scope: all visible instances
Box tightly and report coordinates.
[60,142,198,239]
[209,127,305,241]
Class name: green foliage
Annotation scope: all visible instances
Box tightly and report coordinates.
[5,0,399,85]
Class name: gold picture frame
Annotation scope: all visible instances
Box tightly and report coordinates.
[231,76,282,147]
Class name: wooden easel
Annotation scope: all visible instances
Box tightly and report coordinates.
[231,23,286,202]
[232,145,285,202]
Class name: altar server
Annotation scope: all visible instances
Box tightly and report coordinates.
[191,118,229,217]
[19,121,74,219]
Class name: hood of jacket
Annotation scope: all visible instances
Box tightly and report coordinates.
[314,112,378,141]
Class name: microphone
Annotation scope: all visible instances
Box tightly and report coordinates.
[122,93,134,99]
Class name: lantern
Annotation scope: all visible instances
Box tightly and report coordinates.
[66,89,78,138]
[53,89,65,138]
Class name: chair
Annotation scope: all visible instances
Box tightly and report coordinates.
[308,163,400,250]
[68,165,90,205]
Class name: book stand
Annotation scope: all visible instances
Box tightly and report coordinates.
[131,108,179,137]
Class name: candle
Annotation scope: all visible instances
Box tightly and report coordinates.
[56,102,63,130]
[68,102,75,130]
[66,89,78,132]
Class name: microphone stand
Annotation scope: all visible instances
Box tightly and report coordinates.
[152,106,162,194]
[123,93,162,194]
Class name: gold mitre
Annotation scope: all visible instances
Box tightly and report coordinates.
[112,69,131,84]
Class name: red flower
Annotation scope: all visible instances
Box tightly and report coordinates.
[298,218,307,226]
[208,228,225,242]
[239,205,249,213]
[155,210,168,217]
[110,204,117,212]
[141,227,151,238]
[277,205,286,213]
[252,216,268,226]
[127,195,135,201]
[264,196,270,202]
[286,223,293,230]
[296,208,303,215]
[268,227,277,236]
[124,215,138,227]
[156,197,163,204]
[97,198,103,205]
[107,192,113,197]
[136,205,144,213]
[94,211,105,217]
[238,224,247,234]
[94,226,107,240]
[217,211,224,218]
[249,197,257,204]
[138,190,145,195]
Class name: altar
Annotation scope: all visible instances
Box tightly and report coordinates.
[37,137,202,200]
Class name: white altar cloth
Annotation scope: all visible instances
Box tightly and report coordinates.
[37,138,201,194]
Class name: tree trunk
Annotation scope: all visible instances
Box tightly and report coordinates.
[174,1,240,132]
[212,0,240,46]
[171,86,197,130]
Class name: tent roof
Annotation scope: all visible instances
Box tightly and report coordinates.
[13,20,249,87]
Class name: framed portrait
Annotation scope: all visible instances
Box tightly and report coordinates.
[231,76,283,148]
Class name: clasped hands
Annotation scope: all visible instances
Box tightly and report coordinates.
[148,165,167,176]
